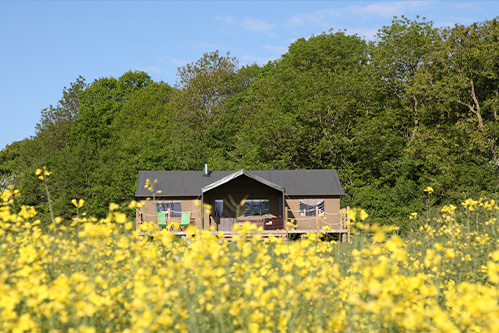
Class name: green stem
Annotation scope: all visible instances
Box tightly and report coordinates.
[43,178,56,233]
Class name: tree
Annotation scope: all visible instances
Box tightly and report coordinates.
[36,76,87,152]
[399,19,499,200]
[234,32,379,173]
[429,19,499,165]
[69,71,152,148]
[437,20,499,129]
[166,51,244,170]
[370,16,440,139]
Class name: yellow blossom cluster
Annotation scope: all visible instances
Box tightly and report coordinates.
[1,186,499,331]
[35,166,52,181]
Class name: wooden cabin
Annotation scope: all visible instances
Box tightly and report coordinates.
[135,168,345,232]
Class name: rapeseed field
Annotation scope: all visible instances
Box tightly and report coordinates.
[1,173,499,332]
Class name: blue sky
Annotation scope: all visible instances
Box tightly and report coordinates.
[1,1,498,150]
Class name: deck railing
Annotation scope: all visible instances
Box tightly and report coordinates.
[136,206,351,242]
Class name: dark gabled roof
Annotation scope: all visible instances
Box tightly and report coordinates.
[201,169,284,193]
[135,169,345,198]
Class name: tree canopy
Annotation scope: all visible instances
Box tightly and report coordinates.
[1,17,498,226]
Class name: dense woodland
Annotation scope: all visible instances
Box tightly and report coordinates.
[1,17,498,227]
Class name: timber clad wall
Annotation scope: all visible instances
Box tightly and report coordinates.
[286,197,341,230]
[139,198,202,228]
[139,196,342,231]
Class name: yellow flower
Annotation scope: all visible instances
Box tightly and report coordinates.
[114,212,127,224]
[109,203,120,211]
[487,261,499,284]
[445,249,455,259]
[490,250,499,262]
[372,229,386,243]
[35,166,52,180]
[347,207,369,222]
[359,209,369,221]
[424,186,434,194]
[72,199,85,208]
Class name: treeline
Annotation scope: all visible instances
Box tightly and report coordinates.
[1,16,498,225]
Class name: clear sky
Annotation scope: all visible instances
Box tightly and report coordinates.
[1,1,498,150]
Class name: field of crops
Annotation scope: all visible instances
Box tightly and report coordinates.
[1,182,499,332]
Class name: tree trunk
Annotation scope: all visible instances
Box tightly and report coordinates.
[470,78,484,130]
[410,95,419,140]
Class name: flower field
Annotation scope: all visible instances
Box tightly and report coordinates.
[1,184,499,332]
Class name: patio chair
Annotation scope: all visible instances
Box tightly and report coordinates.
[157,212,167,229]
[180,212,191,230]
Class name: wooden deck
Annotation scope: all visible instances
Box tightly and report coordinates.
[142,228,351,242]
[138,206,352,242]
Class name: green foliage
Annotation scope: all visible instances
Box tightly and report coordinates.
[36,76,87,152]
[235,32,376,171]
[1,17,498,228]
[69,71,152,147]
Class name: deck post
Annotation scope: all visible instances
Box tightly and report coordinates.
[282,190,286,230]
[316,206,319,233]
[167,208,171,226]
[201,193,204,229]
[285,208,289,240]
[135,209,140,231]
[343,206,351,242]
[347,206,351,242]
[341,208,347,242]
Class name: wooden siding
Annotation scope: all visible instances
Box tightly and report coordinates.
[138,195,342,232]
[138,198,202,229]
[286,196,342,230]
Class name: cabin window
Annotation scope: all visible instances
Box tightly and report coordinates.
[244,199,269,217]
[156,201,181,217]
[299,199,324,217]
[214,200,224,217]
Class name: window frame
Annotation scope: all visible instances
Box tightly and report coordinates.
[244,199,270,217]
[156,201,182,218]
[299,199,325,217]
[214,199,224,217]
